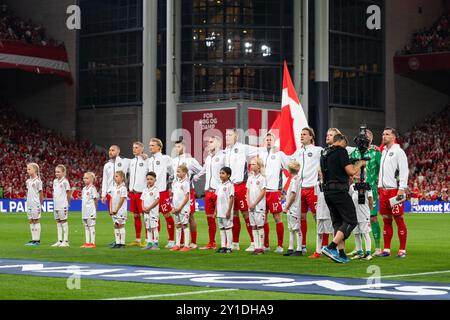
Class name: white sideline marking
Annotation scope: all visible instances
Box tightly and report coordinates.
[379,270,450,279]
[103,288,238,300]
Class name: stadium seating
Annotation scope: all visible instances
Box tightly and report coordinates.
[0,3,60,47]
[400,106,450,202]
[0,104,106,199]
[401,13,450,55]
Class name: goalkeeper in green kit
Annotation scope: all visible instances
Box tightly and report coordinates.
[349,129,382,256]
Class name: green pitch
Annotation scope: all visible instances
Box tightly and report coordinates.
[0,212,449,300]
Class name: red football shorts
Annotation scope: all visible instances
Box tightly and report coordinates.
[190,189,196,215]
[205,191,217,216]
[129,192,143,214]
[266,191,282,214]
[159,190,173,214]
[378,188,405,217]
[301,187,317,214]
[106,194,112,211]
[234,182,248,211]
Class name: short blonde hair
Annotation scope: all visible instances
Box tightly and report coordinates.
[84,172,96,182]
[150,138,163,150]
[177,164,189,174]
[56,164,67,174]
[133,141,144,148]
[288,161,300,175]
[115,170,126,181]
[250,157,265,177]
[327,128,341,135]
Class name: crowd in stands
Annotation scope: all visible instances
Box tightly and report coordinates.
[399,106,450,202]
[0,104,107,200]
[401,13,450,55]
[0,2,61,47]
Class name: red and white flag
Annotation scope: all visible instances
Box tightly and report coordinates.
[269,61,309,189]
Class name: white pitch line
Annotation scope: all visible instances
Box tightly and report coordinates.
[103,288,239,300]
[377,270,450,279]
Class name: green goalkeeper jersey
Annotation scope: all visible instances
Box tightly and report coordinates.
[350,146,382,189]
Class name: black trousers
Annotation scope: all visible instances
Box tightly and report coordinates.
[324,191,358,240]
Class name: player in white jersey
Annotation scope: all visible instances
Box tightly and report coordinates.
[147,138,176,248]
[101,145,130,206]
[224,128,259,252]
[25,163,43,246]
[290,128,323,253]
[348,170,373,261]
[171,165,191,252]
[246,158,267,255]
[258,133,290,253]
[81,172,99,248]
[194,135,226,250]
[52,165,72,247]
[377,127,409,258]
[128,142,150,247]
[282,161,303,257]
[215,167,235,253]
[110,171,128,248]
[141,172,160,250]
[172,140,203,249]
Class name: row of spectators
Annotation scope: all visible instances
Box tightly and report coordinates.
[400,106,450,202]
[401,14,450,55]
[0,3,61,47]
[0,104,107,200]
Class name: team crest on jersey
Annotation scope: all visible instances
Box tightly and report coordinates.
[271,155,276,160]
[32,184,35,188]
[215,158,220,162]
[234,148,238,153]
[150,192,153,196]
[223,187,227,191]
[308,152,313,157]
[256,181,260,185]
[389,152,394,157]
[118,163,122,167]
[139,163,144,167]
[156,161,160,165]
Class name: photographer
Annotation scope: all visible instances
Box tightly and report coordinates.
[320,134,366,263]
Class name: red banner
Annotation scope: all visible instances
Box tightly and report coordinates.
[0,40,72,83]
[182,108,237,163]
[394,52,450,75]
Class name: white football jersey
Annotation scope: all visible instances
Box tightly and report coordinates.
[26,177,43,210]
[172,154,203,187]
[141,186,160,217]
[198,151,226,191]
[224,142,259,184]
[258,148,290,191]
[378,144,409,190]
[172,178,190,213]
[129,156,148,193]
[291,144,323,188]
[350,184,373,223]
[53,178,71,210]
[147,152,174,192]
[215,180,235,218]
[246,173,267,213]
[286,175,301,216]
[82,185,98,219]
[101,157,131,198]
[111,183,128,217]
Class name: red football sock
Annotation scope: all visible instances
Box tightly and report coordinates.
[264,223,270,248]
[207,216,216,244]
[276,222,284,247]
[244,217,254,242]
[383,217,393,250]
[232,215,241,243]
[301,218,307,246]
[191,231,197,245]
[322,233,329,247]
[165,215,175,241]
[134,215,142,240]
[395,216,408,251]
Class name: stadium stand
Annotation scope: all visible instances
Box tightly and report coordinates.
[401,13,450,55]
[0,103,107,200]
[400,106,450,202]
[0,3,60,47]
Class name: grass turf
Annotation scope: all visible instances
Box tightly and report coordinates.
[0,211,449,300]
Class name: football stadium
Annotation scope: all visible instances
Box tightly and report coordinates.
[0,0,449,305]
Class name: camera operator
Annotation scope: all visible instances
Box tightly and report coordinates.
[320,134,366,263]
